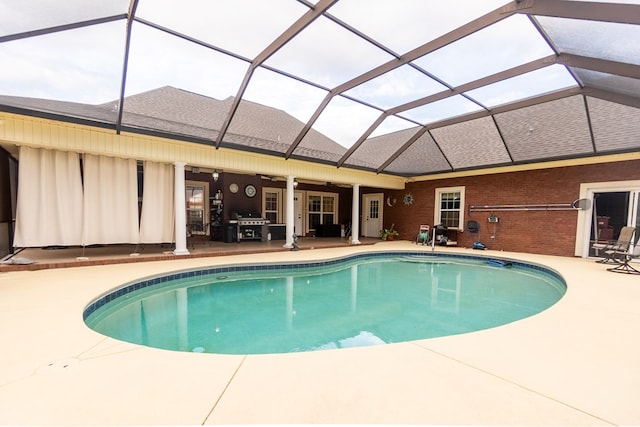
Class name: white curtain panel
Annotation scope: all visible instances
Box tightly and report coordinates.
[139,161,175,243]
[13,146,83,247]
[82,154,139,245]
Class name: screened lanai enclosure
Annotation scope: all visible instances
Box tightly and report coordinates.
[1,0,640,177]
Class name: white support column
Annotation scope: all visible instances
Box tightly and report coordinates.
[351,183,361,244]
[283,175,295,249]
[173,161,190,255]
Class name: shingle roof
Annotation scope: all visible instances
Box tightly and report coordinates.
[119,86,376,167]
[0,87,379,169]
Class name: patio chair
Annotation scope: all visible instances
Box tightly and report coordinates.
[592,226,635,264]
[187,222,210,249]
[606,245,640,275]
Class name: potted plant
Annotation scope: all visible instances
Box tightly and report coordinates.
[379,224,399,241]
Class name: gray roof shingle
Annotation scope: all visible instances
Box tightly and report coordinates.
[0,86,379,169]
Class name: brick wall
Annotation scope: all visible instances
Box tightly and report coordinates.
[381,160,640,256]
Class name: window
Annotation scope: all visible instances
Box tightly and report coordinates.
[263,188,282,223]
[369,198,379,220]
[186,181,209,234]
[435,186,465,230]
[308,192,337,230]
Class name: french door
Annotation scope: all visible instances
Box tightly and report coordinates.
[362,193,383,238]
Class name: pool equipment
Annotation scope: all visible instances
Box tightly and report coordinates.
[466,220,480,233]
[487,259,512,267]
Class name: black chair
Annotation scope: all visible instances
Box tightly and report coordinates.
[593,226,635,263]
[606,245,640,275]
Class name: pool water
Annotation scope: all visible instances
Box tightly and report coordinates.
[84,254,565,355]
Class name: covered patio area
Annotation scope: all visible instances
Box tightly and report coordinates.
[1,236,379,271]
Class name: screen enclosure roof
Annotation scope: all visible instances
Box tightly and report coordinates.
[1,0,639,178]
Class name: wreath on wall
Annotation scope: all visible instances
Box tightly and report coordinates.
[403,193,414,206]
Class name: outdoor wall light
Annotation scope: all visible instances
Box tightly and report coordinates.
[212,170,220,182]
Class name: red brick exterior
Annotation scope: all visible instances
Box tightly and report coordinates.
[380,160,640,256]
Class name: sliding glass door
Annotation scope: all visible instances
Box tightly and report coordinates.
[589,189,640,256]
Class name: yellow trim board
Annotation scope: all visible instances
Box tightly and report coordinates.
[412,152,640,182]
[0,112,405,189]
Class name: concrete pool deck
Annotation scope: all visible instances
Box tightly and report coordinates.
[0,241,639,425]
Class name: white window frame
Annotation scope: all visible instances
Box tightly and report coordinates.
[434,186,465,231]
[262,187,283,224]
[185,180,210,235]
[576,180,640,258]
[307,190,338,230]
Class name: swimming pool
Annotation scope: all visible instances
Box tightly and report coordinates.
[84,252,565,355]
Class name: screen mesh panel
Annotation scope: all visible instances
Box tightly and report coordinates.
[588,97,640,153]
[497,96,593,162]
[384,131,451,175]
[430,117,510,169]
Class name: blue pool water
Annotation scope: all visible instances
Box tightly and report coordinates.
[84,252,565,355]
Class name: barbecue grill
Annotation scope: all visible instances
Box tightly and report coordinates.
[230,212,270,242]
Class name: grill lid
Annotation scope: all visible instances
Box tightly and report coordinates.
[233,211,269,224]
[234,211,263,219]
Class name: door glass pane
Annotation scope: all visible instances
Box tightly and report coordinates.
[187,210,204,231]
[592,192,629,242]
[590,191,633,257]
[369,199,379,219]
[186,185,205,233]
